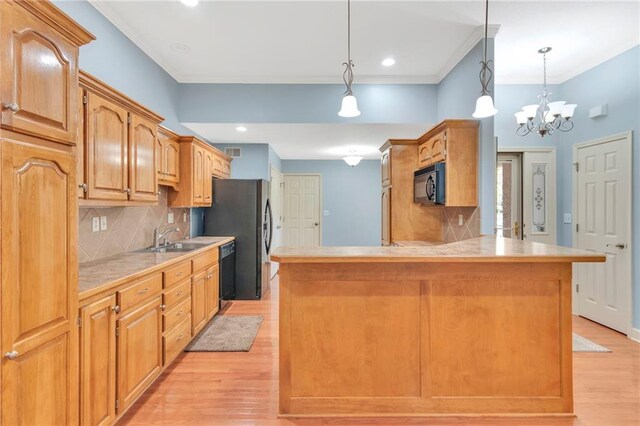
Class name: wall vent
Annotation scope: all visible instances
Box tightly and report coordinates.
[225,147,242,158]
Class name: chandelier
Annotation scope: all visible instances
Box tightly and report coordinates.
[338,0,361,118]
[514,47,577,137]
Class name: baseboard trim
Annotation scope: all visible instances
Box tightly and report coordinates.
[629,327,640,343]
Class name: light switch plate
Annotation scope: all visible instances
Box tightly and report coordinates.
[92,217,100,232]
[168,212,174,224]
[564,213,572,224]
[323,210,330,216]
[458,214,464,226]
[100,216,107,231]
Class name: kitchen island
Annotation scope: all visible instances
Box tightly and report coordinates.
[271,236,605,418]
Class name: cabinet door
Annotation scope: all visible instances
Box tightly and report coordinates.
[191,272,207,335]
[430,131,447,164]
[116,296,162,414]
[78,88,86,198]
[0,1,78,144]
[205,265,220,320]
[156,134,166,181]
[203,150,213,205]
[86,92,129,201]
[165,140,180,183]
[381,148,391,186]
[129,114,158,202]
[418,141,431,168]
[1,141,79,425]
[80,295,117,426]
[381,186,391,246]
[192,146,204,204]
[222,159,231,178]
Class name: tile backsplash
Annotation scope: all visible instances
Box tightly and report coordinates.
[442,207,481,243]
[78,188,190,263]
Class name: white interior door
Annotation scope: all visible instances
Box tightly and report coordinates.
[284,174,321,247]
[575,134,631,333]
[496,153,522,239]
[269,166,283,277]
[522,151,557,244]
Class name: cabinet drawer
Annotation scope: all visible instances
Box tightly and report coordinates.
[163,279,191,308]
[192,249,218,272]
[117,274,162,312]
[163,317,191,365]
[164,261,191,288]
[163,296,191,331]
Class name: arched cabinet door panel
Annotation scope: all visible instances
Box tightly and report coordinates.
[129,114,158,202]
[0,1,79,144]
[1,140,79,425]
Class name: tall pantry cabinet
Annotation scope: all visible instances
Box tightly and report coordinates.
[0,1,94,424]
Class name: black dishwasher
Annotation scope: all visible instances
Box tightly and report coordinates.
[219,241,236,309]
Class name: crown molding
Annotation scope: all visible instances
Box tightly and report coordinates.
[176,74,440,84]
[436,24,500,82]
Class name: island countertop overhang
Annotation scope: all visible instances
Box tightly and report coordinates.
[270,236,606,264]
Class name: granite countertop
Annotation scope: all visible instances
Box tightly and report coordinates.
[392,240,444,247]
[79,236,234,300]
[270,236,606,264]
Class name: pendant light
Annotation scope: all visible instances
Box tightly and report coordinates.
[343,151,363,167]
[472,0,497,118]
[338,0,361,118]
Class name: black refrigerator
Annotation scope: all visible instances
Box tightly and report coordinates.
[203,179,272,300]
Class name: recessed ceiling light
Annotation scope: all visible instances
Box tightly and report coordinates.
[236,126,247,132]
[381,58,396,67]
[180,0,199,7]
[170,43,191,54]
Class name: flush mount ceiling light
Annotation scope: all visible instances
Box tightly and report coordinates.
[180,0,199,7]
[235,126,247,132]
[338,0,361,118]
[170,42,191,54]
[472,0,498,119]
[343,151,363,167]
[381,58,396,67]
[514,47,577,138]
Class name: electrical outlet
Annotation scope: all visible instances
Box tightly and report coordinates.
[92,217,100,232]
[323,210,330,216]
[100,216,107,231]
[183,212,187,222]
[458,214,464,226]
[564,213,572,224]
[168,212,174,224]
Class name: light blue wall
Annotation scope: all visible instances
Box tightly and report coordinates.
[281,160,381,246]
[496,45,640,328]
[437,40,496,235]
[53,0,195,136]
[269,146,283,172]
[178,84,438,124]
[213,144,270,180]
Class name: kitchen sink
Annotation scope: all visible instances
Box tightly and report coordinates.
[138,242,209,253]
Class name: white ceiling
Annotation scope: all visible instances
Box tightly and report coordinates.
[183,123,432,159]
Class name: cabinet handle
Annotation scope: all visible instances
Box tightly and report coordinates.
[137,287,149,295]
[176,290,184,296]
[2,102,19,112]
[123,188,131,195]
[195,195,202,199]
[4,351,18,360]
[160,304,166,311]
[177,309,184,316]
[157,191,161,195]
[79,183,88,192]
[112,305,121,314]
[177,333,184,341]
[176,272,184,277]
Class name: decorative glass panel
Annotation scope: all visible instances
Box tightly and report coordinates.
[532,164,546,232]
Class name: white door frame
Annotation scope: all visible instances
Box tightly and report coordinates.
[572,131,633,336]
[283,173,323,246]
[270,165,283,277]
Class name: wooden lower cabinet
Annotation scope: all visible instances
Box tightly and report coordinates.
[163,317,191,365]
[80,295,117,426]
[205,264,220,319]
[191,271,208,335]
[116,296,163,414]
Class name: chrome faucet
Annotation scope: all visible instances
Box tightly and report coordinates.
[153,225,180,248]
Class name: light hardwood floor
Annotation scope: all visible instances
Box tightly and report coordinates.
[119,276,640,426]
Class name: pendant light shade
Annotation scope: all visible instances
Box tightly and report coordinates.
[472,95,498,118]
[338,94,361,118]
[343,153,363,167]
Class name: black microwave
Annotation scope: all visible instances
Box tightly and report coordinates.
[414,162,446,205]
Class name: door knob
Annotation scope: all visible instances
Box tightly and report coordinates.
[606,243,626,249]
[2,102,19,112]
[314,222,319,226]
[4,351,18,360]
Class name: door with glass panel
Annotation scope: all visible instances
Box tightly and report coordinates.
[522,151,557,244]
[496,154,522,239]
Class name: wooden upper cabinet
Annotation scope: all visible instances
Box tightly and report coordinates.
[1,140,80,425]
[193,145,205,204]
[129,114,158,202]
[0,1,93,145]
[85,92,129,201]
[381,148,391,187]
[204,150,213,204]
[77,88,86,198]
[79,70,164,205]
[157,126,180,187]
[80,295,117,426]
